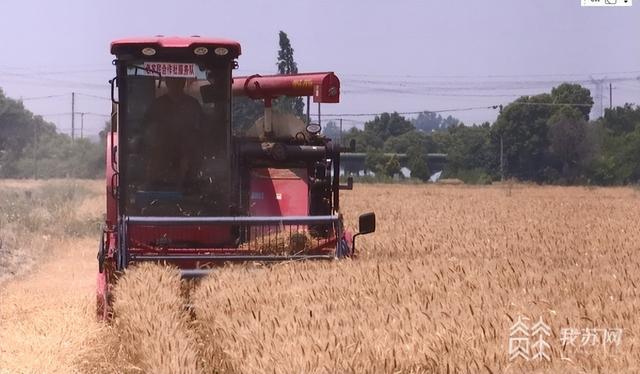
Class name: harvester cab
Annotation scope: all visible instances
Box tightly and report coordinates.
[98,36,375,318]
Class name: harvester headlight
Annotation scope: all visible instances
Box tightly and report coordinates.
[306,123,321,135]
[194,47,209,56]
[214,47,229,56]
[141,47,156,56]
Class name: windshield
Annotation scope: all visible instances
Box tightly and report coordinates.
[121,61,233,217]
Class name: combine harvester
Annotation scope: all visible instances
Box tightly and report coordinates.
[97,36,376,319]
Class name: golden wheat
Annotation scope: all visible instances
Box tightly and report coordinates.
[190,185,640,373]
[110,263,200,374]
[3,181,640,373]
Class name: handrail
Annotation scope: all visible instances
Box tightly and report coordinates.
[126,215,339,225]
[131,254,335,262]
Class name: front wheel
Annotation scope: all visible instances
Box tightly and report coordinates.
[336,237,352,258]
[96,270,112,321]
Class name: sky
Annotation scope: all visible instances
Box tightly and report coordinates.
[1,0,639,139]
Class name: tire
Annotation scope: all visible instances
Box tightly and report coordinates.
[96,270,111,321]
[336,237,351,258]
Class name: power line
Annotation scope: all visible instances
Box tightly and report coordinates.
[341,88,525,98]
[19,94,67,101]
[83,112,110,117]
[38,112,73,117]
[343,76,640,92]
[323,105,499,117]
[342,70,640,80]
[510,102,593,107]
[7,92,110,102]
[0,64,107,71]
[323,101,596,118]
[37,68,112,76]
[76,93,111,101]
[38,111,109,118]
[0,71,106,90]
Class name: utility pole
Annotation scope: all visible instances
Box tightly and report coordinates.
[33,124,38,179]
[498,104,504,182]
[590,77,605,118]
[600,83,604,117]
[339,118,343,146]
[609,83,613,110]
[500,135,504,182]
[80,112,85,139]
[71,92,75,140]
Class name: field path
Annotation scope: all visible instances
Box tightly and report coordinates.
[0,238,99,374]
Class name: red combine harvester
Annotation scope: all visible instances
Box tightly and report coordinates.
[97,36,376,319]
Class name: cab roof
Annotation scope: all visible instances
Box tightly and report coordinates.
[111,36,241,58]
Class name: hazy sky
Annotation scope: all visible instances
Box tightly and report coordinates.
[1,0,638,137]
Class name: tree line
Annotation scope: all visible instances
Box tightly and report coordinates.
[3,79,639,185]
[0,89,105,178]
[331,83,640,185]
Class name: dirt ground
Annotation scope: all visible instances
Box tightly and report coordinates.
[0,237,98,373]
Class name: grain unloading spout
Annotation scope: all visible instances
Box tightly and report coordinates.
[232,73,341,138]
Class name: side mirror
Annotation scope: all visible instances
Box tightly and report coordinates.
[350,212,375,257]
[358,212,376,234]
[110,77,119,105]
[339,176,353,190]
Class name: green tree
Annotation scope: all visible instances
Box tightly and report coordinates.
[322,121,341,142]
[382,155,401,178]
[342,113,415,153]
[548,107,595,183]
[343,127,375,152]
[364,147,385,175]
[0,88,105,179]
[275,31,304,117]
[601,127,640,184]
[407,145,430,180]
[365,112,414,142]
[446,123,496,178]
[383,130,434,154]
[492,94,554,181]
[588,104,640,184]
[550,83,594,121]
[232,96,263,134]
[601,103,640,134]
[0,90,55,176]
[412,111,460,132]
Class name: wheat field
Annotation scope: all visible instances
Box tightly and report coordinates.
[1,181,640,373]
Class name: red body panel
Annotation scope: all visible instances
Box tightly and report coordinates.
[232,73,340,103]
[250,168,309,216]
[111,36,241,56]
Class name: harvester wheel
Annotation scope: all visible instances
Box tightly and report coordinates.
[336,237,351,258]
[96,270,112,321]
